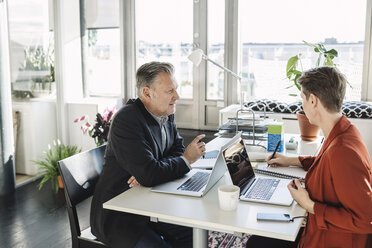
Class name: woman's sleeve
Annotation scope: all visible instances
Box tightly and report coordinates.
[298,156,315,171]
[312,147,372,233]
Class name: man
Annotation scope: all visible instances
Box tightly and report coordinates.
[91,62,206,248]
[247,66,372,248]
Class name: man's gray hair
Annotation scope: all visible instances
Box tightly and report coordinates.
[136,61,174,98]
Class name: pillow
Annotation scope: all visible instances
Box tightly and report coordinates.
[244,99,302,114]
[342,101,372,119]
[244,99,372,118]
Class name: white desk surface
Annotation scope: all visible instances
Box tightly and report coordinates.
[103,174,306,242]
[102,134,316,246]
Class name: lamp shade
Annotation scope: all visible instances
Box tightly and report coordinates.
[187,48,204,67]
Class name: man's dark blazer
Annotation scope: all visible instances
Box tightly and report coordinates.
[90,98,190,248]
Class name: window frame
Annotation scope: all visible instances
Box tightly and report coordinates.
[81,0,122,98]
[84,0,372,128]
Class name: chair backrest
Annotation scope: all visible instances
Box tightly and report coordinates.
[59,145,106,207]
[58,145,107,248]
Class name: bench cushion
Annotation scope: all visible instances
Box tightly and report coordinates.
[244,100,372,119]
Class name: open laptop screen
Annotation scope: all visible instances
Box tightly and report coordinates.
[223,139,255,189]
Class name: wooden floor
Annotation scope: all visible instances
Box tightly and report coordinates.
[0,177,89,248]
[0,129,216,248]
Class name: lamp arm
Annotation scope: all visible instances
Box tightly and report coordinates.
[204,57,242,80]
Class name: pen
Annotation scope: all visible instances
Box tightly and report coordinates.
[292,179,298,189]
[267,140,281,168]
[292,178,305,189]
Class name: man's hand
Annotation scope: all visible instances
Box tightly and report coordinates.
[288,179,314,214]
[183,134,206,164]
[127,176,141,188]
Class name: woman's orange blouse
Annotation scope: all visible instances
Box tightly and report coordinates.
[298,115,372,248]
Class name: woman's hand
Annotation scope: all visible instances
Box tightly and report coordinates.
[288,179,315,214]
[267,153,302,168]
[128,176,141,188]
[266,153,290,167]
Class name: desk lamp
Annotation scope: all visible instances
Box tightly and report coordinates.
[187,48,243,109]
[188,49,266,150]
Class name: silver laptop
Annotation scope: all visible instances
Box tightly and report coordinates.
[191,136,233,169]
[151,132,243,197]
[222,138,293,206]
[190,149,220,169]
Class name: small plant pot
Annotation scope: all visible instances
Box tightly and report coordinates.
[296,111,320,141]
[31,82,56,98]
[57,175,64,189]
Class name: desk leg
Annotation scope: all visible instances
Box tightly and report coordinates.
[193,228,208,248]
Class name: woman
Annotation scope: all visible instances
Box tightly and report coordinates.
[247,66,372,248]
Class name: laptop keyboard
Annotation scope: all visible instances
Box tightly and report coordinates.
[245,178,280,201]
[177,171,210,192]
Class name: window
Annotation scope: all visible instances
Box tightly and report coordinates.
[8,0,55,98]
[239,0,366,103]
[85,28,121,96]
[207,0,225,100]
[135,0,193,98]
[84,0,121,97]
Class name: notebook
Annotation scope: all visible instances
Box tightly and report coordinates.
[151,132,243,197]
[222,139,294,206]
[255,164,306,180]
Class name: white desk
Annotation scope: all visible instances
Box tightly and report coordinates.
[103,175,306,248]
[103,134,319,247]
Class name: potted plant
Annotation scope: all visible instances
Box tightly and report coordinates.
[33,140,81,192]
[14,45,55,98]
[286,41,338,141]
[74,107,116,147]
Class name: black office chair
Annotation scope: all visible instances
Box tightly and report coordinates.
[58,145,108,248]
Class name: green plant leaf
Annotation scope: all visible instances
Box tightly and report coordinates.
[33,141,81,193]
[316,53,321,67]
[286,55,299,79]
[303,40,316,49]
[318,43,326,53]
[294,74,302,91]
[286,40,342,98]
[326,49,338,57]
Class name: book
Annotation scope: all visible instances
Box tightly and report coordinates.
[254,163,306,180]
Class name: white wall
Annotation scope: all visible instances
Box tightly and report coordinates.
[67,98,120,151]
[12,99,57,175]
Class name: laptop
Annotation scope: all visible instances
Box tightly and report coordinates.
[222,138,294,206]
[151,132,243,197]
[191,137,232,169]
[189,149,219,169]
